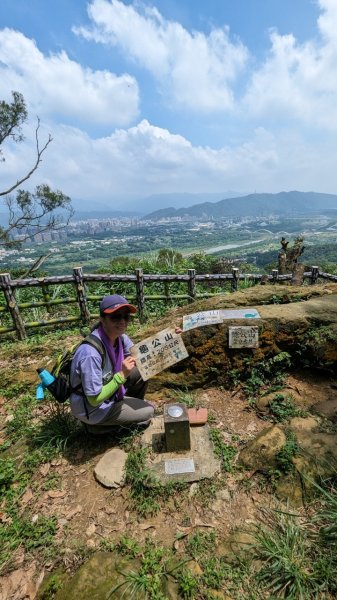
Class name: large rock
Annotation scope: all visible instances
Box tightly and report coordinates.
[132,285,337,392]
[51,553,139,600]
[311,398,337,422]
[94,448,127,488]
[49,552,179,600]
[238,425,286,471]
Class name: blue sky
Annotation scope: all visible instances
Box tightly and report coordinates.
[0,0,336,210]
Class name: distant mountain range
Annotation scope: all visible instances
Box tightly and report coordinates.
[144,191,337,220]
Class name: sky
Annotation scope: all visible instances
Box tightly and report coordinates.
[0,0,336,211]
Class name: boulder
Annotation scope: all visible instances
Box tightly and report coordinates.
[238,425,286,471]
[131,285,337,392]
[94,448,127,488]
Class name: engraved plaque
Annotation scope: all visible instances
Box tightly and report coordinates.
[165,458,195,475]
[228,326,259,348]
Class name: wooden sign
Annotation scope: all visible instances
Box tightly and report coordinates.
[131,328,188,381]
[228,326,259,348]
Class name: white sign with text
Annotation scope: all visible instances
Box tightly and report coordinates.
[183,308,261,332]
[131,328,189,381]
[228,326,259,348]
[183,310,223,331]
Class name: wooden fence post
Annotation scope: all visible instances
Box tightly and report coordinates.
[272,269,279,283]
[164,281,171,305]
[310,265,319,285]
[187,269,196,303]
[73,267,90,324]
[135,268,145,322]
[231,267,239,292]
[0,273,26,339]
[41,283,52,313]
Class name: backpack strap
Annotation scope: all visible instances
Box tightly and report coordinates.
[75,335,107,420]
[80,333,106,367]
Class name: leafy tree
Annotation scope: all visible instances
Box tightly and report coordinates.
[0,91,72,247]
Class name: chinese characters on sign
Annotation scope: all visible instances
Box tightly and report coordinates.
[228,326,259,348]
[183,310,223,331]
[183,308,261,332]
[131,328,189,381]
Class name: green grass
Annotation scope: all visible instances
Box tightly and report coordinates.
[171,387,197,408]
[248,506,336,599]
[107,537,187,600]
[0,513,57,573]
[125,445,185,518]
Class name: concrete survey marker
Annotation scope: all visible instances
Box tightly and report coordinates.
[141,416,221,484]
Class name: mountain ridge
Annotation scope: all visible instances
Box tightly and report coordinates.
[144,191,337,220]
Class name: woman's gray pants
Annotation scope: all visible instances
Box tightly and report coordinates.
[86,367,154,433]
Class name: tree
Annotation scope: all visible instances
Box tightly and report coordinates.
[0,91,73,247]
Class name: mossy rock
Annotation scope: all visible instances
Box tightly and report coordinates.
[239,426,287,471]
[139,286,337,391]
[53,553,141,600]
[51,552,179,600]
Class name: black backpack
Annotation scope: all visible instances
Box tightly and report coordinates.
[49,334,106,403]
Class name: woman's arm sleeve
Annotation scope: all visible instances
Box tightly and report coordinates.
[86,372,127,407]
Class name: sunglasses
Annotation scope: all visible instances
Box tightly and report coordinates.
[106,311,131,321]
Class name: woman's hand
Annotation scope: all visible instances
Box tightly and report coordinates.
[121,356,136,378]
[175,327,183,334]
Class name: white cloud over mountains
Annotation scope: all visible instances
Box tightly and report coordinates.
[0,0,337,205]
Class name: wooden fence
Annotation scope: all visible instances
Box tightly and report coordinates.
[0,265,336,340]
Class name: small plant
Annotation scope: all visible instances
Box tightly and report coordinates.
[275,430,299,474]
[242,352,292,402]
[178,569,198,599]
[209,428,237,472]
[312,480,337,553]
[108,538,187,600]
[39,574,63,600]
[125,446,182,517]
[171,387,196,408]
[32,406,81,452]
[185,530,217,559]
[269,394,305,422]
[116,535,141,558]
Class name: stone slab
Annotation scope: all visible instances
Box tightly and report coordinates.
[140,416,221,483]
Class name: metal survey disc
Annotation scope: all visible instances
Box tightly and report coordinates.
[167,405,183,418]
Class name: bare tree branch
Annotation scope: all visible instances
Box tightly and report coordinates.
[0,118,53,197]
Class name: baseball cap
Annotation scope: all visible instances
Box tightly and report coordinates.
[99,294,137,315]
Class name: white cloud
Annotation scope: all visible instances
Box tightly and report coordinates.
[243,0,337,130]
[74,0,248,111]
[0,28,139,126]
[2,119,336,208]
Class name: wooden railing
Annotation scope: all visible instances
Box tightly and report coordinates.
[0,265,336,340]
